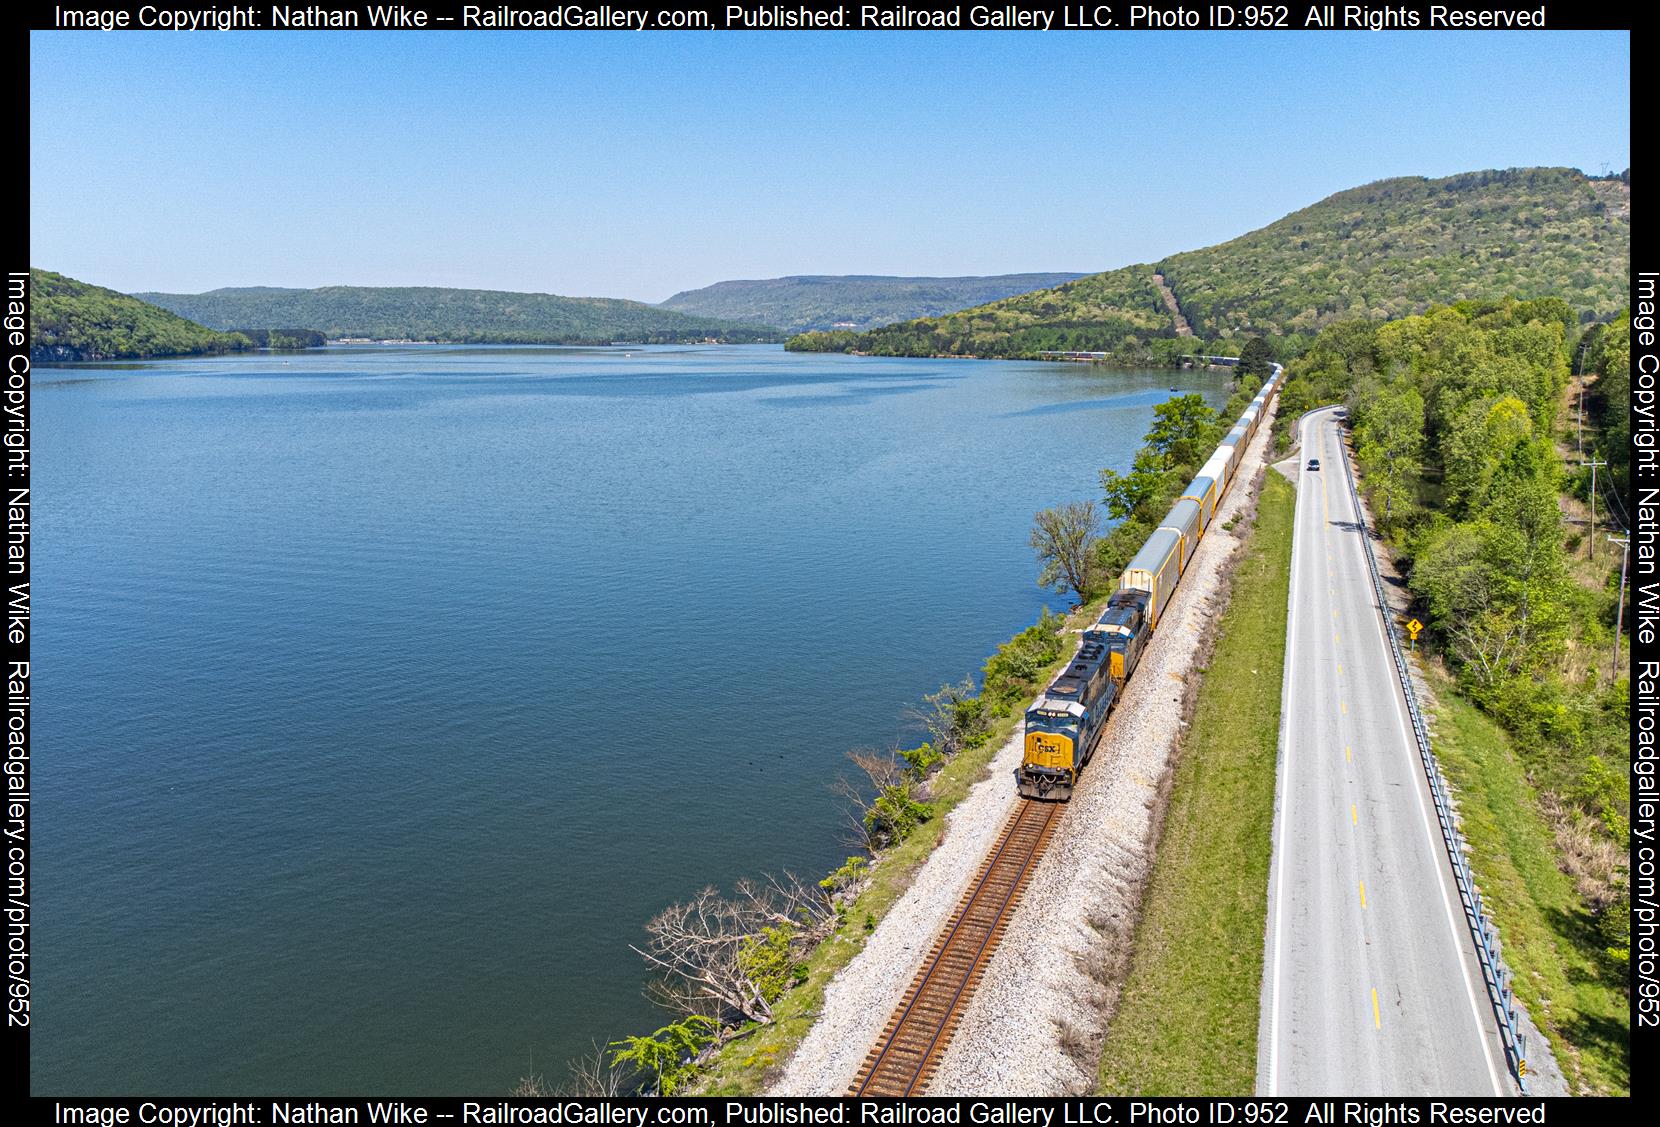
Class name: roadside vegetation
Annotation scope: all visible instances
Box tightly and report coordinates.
[1275,297,1630,1094]
[1428,684,1630,1095]
[1096,471,1294,1094]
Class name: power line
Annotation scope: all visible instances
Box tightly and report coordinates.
[1611,535,1631,678]
[1597,468,1631,532]
[1584,459,1606,560]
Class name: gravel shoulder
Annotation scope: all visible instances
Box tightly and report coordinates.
[770,398,1282,1096]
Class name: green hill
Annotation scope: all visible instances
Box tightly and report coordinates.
[659,272,1088,334]
[29,269,255,361]
[138,284,780,345]
[791,167,1630,360]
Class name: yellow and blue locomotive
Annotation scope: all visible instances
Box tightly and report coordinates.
[1017,595,1149,798]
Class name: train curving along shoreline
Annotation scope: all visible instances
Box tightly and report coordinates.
[1017,362,1285,800]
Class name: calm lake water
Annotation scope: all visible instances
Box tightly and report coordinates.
[33,344,1228,1094]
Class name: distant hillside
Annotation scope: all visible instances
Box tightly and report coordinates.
[140,285,779,345]
[659,273,1088,334]
[791,167,1630,360]
[29,269,254,362]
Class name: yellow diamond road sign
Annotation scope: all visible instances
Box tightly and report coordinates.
[1406,618,1423,638]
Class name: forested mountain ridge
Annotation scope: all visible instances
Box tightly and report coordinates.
[790,167,1630,360]
[788,269,1175,359]
[1160,167,1629,336]
[139,285,781,345]
[659,272,1088,334]
[29,269,255,361]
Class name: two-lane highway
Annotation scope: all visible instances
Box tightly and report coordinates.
[1257,406,1510,1096]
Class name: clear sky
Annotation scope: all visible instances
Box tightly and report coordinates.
[30,30,1629,303]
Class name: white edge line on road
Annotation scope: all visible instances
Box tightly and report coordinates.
[1339,423,1508,1097]
[1262,405,1318,1095]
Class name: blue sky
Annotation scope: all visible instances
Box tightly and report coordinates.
[30,31,1629,302]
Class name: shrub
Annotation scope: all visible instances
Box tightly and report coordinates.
[982,608,1068,713]
[737,926,807,1005]
[818,855,869,896]
[865,782,933,846]
[899,742,946,779]
[608,1015,718,1096]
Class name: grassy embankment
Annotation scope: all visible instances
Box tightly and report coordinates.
[1096,470,1294,1094]
[1426,684,1629,1095]
[1404,352,1630,1096]
[694,599,1107,1094]
[1375,340,1629,1096]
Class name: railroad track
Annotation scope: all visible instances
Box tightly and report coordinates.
[848,798,1063,1096]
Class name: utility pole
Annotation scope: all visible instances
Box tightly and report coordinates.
[1610,534,1630,677]
[1586,458,1606,559]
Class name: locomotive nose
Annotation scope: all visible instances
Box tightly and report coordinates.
[1023,730,1073,769]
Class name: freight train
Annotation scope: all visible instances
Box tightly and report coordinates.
[1017,363,1285,799]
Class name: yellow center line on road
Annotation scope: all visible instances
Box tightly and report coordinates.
[1341,701,1348,714]
[1372,988,1382,1029]
[1352,803,1358,825]
[1360,881,1367,908]
[1346,744,1353,762]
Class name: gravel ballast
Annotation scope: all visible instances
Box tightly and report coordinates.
[771,398,1283,1096]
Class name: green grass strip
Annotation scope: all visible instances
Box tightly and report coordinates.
[1428,688,1630,1096]
[1097,470,1294,1095]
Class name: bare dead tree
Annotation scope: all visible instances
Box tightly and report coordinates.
[641,972,726,1022]
[830,747,933,852]
[510,1070,551,1097]
[631,886,775,1024]
[509,1046,552,1096]
[735,869,837,934]
[556,1041,630,1097]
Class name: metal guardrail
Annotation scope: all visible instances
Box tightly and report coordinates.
[1333,420,1529,1092]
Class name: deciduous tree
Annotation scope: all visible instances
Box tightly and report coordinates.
[1031,500,1104,604]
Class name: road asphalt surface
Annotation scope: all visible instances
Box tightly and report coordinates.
[1257,407,1510,1097]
